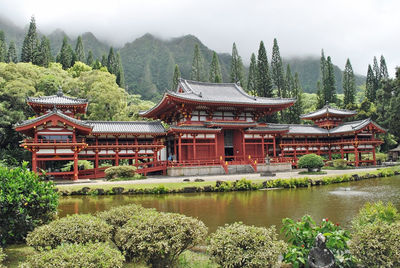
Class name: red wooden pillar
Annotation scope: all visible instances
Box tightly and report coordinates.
[328,144,332,160]
[115,136,119,166]
[95,150,99,168]
[32,150,37,172]
[178,134,182,162]
[73,149,78,180]
[354,146,359,167]
[372,145,376,165]
[193,134,197,161]
[215,133,218,160]
[135,136,138,166]
[242,131,246,161]
[273,135,277,158]
[340,146,344,159]
[261,135,265,159]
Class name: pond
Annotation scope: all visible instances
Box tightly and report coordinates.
[59,176,400,232]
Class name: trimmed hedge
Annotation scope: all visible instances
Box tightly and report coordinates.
[26,214,112,250]
[0,163,59,245]
[352,201,400,230]
[208,222,287,267]
[115,212,207,267]
[105,166,137,180]
[298,154,325,171]
[20,242,124,268]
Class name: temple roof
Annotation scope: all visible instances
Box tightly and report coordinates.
[27,89,88,106]
[300,105,356,120]
[389,145,400,152]
[329,118,385,134]
[86,121,165,134]
[171,79,296,106]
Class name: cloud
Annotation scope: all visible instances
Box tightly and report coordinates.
[0,0,399,76]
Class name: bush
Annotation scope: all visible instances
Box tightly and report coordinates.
[115,212,207,267]
[104,165,137,180]
[333,159,348,169]
[281,215,354,267]
[26,214,112,250]
[233,178,254,191]
[208,222,286,268]
[96,204,156,232]
[350,221,400,267]
[352,201,400,230]
[0,247,5,268]
[0,163,58,245]
[20,242,124,268]
[60,160,94,172]
[297,154,324,172]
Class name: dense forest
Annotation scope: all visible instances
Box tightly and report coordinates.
[0,16,399,166]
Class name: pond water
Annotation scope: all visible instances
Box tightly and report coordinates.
[58,176,400,232]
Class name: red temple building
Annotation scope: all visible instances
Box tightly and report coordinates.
[15,80,386,180]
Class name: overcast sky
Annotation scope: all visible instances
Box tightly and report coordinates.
[0,0,399,76]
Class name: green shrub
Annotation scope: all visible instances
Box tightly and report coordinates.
[96,204,156,232]
[115,212,207,267]
[352,201,400,230]
[20,242,124,268]
[350,221,400,267]
[297,154,324,172]
[0,247,5,268]
[333,159,348,169]
[60,160,94,172]
[208,222,287,268]
[281,215,354,267]
[233,178,255,191]
[214,181,232,192]
[104,166,137,180]
[26,214,112,250]
[0,163,58,245]
[109,173,144,181]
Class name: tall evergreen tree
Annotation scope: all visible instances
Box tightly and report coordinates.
[101,54,107,67]
[57,36,74,69]
[0,31,6,62]
[107,47,117,75]
[373,56,380,85]
[75,36,85,62]
[282,64,295,122]
[271,38,285,97]
[230,42,245,87]
[172,64,181,90]
[93,59,102,70]
[366,64,376,101]
[343,58,356,107]
[37,36,52,67]
[209,51,222,83]
[115,52,125,88]
[287,73,303,124]
[380,55,389,81]
[6,41,17,63]
[247,53,257,96]
[86,50,94,66]
[320,49,327,84]
[190,44,206,81]
[256,41,273,97]
[316,81,324,109]
[21,16,39,63]
[324,56,336,104]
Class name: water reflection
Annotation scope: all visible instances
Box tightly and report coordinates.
[59,176,400,232]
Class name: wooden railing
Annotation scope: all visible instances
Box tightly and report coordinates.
[23,138,86,144]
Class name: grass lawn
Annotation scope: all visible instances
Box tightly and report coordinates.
[298,170,328,175]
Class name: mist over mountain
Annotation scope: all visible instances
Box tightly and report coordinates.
[0,16,365,101]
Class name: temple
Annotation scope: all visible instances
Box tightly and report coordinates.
[15,80,385,180]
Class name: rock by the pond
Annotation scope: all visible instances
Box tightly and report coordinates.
[194,178,205,182]
[112,187,124,194]
[183,178,190,182]
[308,233,335,268]
[81,187,90,194]
[95,188,105,195]
[216,180,225,187]
[183,187,198,193]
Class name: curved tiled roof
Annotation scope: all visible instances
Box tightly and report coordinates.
[27,90,88,105]
[86,121,165,134]
[329,118,385,134]
[300,105,356,119]
[15,110,91,129]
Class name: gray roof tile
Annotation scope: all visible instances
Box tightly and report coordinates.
[27,90,88,105]
[300,105,356,119]
[86,121,165,134]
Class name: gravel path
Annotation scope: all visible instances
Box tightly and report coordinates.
[56,167,382,187]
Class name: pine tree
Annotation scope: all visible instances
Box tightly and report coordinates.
[366,64,376,101]
[6,41,17,63]
[36,36,52,67]
[282,64,295,123]
[380,55,389,81]
[93,59,102,70]
[288,73,303,124]
[57,36,74,69]
[324,56,336,104]
[320,49,327,84]
[172,64,181,90]
[75,36,85,62]
[256,41,273,97]
[107,47,117,75]
[190,44,206,81]
[115,52,125,88]
[316,81,324,109]
[0,31,6,62]
[230,42,245,86]
[373,56,380,85]
[101,54,107,67]
[343,58,356,107]
[86,50,94,66]
[209,51,222,83]
[21,16,39,63]
[271,38,285,97]
[247,53,257,96]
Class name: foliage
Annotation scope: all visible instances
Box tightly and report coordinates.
[351,201,400,230]
[247,53,257,96]
[297,154,325,171]
[230,43,245,87]
[233,178,255,191]
[104,165,137,180]
[0,163,58,245]
[209,51,222,83]
[208,222,287,268]
[109,173,145,181]
[271,38,285,98]
[333,159,348,169]
[115,212,207,267]
[21,16,38,63]
[256,41,273,98]
[281,215,354,267]
[178,250,218,268]
[20,242,124,268]
[343,58,356,106]
[26,214,112,250]
[67,61,92,78]
[172,64,180,90]
[191,44,206,82]
[0,247,5,268]
[350,221,400,267]
[60,160,94,172]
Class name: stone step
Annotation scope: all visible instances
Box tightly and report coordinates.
[227,164,254,174]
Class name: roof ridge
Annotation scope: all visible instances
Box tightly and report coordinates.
[181,78,238,87]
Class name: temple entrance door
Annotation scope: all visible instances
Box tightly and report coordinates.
[224,130,234,161]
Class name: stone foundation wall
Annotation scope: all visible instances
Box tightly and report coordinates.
[257,163,292,172]
[167,165,225,176]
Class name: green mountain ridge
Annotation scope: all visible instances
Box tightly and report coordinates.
[0,16,365,101]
